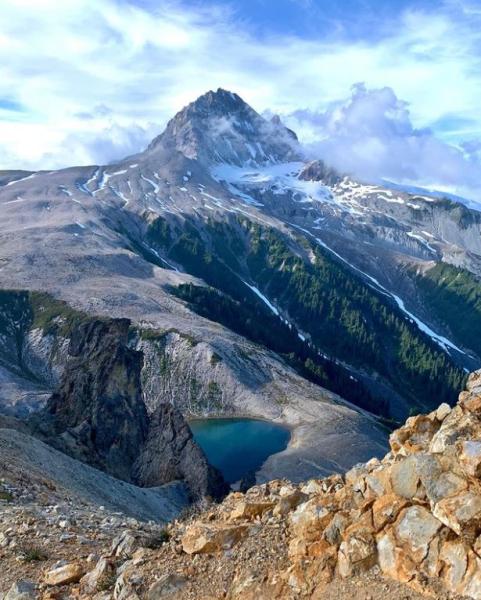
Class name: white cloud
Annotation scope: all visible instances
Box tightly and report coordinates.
[284,84,481,201]
[0,0,480,203]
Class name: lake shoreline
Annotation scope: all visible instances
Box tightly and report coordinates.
[187,413,293,432]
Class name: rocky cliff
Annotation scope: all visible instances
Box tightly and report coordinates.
[36,318,147,482]
[133,402,228,499]
[29,317,228,501]
[0,287,388,486]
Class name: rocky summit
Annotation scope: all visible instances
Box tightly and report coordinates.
[2,372,481,598]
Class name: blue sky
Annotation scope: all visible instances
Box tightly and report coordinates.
[177,0,436,39]
[1,0,481,198]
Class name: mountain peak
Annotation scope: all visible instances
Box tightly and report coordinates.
[192,88,245,111]
[148,88,302,167]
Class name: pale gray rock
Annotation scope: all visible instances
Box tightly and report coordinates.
[147,574,188,598]
[4,581,36,600]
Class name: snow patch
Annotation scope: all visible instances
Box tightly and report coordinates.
[290,223,465,356]
[5,173,36,187]
[141,174,160,194]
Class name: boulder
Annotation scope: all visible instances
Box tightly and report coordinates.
[390,414,440,456]
[4,581,36,600]
[230,500,274,520]
[372,494,408,532]
[44,563,85,586]
[273,488,307,516]
[439,540,468,591]
[112,530,151,559]
[459,440,481,477]
[80,557,116,594]
[433,491,481,536]
[337,522,377,577]
[182,523,249,554]
[393,506,441,564]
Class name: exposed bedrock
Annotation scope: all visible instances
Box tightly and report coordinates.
[29,317,227,500]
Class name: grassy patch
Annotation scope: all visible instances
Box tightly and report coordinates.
[21,546,48,562]
[0,490,13,502]
[29,291,91,337]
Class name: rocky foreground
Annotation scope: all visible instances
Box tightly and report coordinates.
[4,372,481,599]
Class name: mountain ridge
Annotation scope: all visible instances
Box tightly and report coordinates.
[0,87,479,486]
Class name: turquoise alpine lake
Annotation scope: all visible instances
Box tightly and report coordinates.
[189,418,290,484]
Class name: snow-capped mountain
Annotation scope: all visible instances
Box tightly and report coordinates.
[0,88,480,479]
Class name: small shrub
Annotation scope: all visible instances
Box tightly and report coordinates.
[22,546,48,562]
[0,491,13,502]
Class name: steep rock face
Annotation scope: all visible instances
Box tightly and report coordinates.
[298,159,342,186]
[30,318,227,499]
[148,88,302,166]
[133,403,229,500]
[38,318,147,482]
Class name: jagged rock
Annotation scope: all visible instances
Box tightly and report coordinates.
[229,500,274,520]
[132,402,228,500]
[390,455,424,499]
[33,318,148,482]
[460,553,481,598]
[394,505,441,563]
[440,539,468,590]
[115,582,141,600]
[44,563,85,586]
[238,470,257,493]
[466,370,481,392]
[150,88,302,166]
[30,317,227,500]
[389,413,441,456]
[114,568,142,600]
[298,160,342,186]
[279,369,481,599]
[274,488,307,517]
[372,494,408,531]
[459,440,481,477]
[110,529,165,559]
[80,557,116,595]
[4,581,36,600]
[435,402,452,420]
[433,491,481,535]
[181,523,249,554]
[337,521,377,577]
